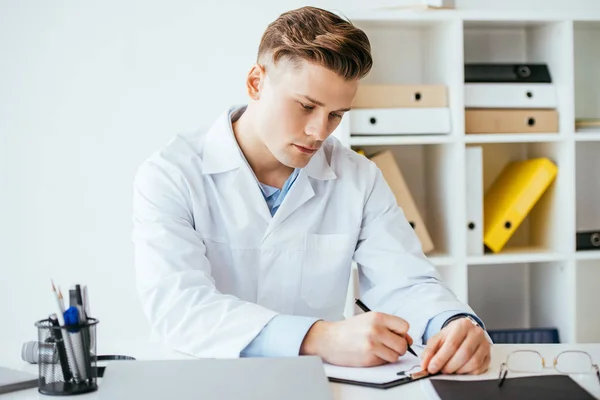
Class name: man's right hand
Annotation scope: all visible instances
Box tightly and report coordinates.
[299,312,413,367]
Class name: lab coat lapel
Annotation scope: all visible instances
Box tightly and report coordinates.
[201,107,272,226]
[264,171,315,239]
[263,147,337,239]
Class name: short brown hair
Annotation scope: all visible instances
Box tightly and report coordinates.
[257,6,372,81]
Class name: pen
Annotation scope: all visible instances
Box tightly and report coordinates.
[51,281,81,381]
[354,298,418,358]
[49,314,73,382]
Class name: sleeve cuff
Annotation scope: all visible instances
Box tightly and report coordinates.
[240,314,320,357]
[423,311,487,344]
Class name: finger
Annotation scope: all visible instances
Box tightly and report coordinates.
[455,340,490,375]
[427,324,469,374]
[472,354,491,375]
[420,333,442,371]
[379,313,410,336]
[378,328,408,357]
[442,330,482,374]
[372,342,400,364]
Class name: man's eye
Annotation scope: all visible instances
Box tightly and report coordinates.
[301,103,314,111]
[330,113,342,119]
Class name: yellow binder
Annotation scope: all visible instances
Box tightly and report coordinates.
[483,158,558,253]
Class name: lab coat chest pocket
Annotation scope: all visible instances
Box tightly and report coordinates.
[301,233,355,309]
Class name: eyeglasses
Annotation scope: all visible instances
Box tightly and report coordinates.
[498,350,600,387]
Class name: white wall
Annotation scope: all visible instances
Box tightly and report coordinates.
[1,0,598,365]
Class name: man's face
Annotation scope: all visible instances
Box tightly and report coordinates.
[252,59,359,168]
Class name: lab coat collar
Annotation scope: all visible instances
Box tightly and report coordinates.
[201,105,337,181]
[201,107,245,175]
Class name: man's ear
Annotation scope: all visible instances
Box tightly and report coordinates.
[246,63,266,101]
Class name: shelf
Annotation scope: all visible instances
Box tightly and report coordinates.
[575,142,600,237]
[475,142,570,253]
[347,10,600,24]
[467,248,567,265]
[575,251,600,260]
[359,144,459,255]
[576,260,600,342]
[468,261,572,341]
[464,133,563,143]
[350,135,453,146]
[575,21,600,132]
[575,132,600,141]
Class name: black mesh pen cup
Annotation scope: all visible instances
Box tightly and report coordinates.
[35,317,99,395]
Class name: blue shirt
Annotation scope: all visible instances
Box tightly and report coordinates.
[239,170,484,357]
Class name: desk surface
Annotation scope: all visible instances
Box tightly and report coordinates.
[1,342,599,399]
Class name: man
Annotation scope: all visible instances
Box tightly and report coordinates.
[132,6,491,375]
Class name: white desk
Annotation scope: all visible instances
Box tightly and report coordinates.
[2,341,599,399]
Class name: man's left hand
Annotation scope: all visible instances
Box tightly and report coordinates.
[420,317,491,375]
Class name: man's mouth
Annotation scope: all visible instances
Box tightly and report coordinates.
[293,144,318,154]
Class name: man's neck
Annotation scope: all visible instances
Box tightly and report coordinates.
[232,107,294,189]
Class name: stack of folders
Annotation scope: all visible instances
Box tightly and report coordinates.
[349,84,451,136]
[464,63,559,134]
[367,150,435,253]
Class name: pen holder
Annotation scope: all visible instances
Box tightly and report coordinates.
[35,318,99,395]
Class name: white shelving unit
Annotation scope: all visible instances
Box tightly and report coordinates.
[338,9,600,344]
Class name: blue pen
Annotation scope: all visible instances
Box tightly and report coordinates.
[64,306,89,381]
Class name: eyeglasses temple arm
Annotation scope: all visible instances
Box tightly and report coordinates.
[498,366,508,387]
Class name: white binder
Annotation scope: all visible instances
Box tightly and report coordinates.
[465,146,484,255]
[349,108,451,135]
[465,83,557,108]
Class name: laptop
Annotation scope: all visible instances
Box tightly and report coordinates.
[99,356,333,400]
[0,366,38,395]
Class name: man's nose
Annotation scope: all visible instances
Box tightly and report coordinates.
[305,114,329,141]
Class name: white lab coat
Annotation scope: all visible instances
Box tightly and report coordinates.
[132,107,477,358]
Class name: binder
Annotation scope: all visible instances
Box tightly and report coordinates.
[465,84,557,108]
[352,84,447,108]
[576,231,600,250]
[483,158,558,253]
[431,375,595,400]
[350,108,451,135]
[465,109,559,134]
[466,146,484,255]
[369,150,435,253]
[464,63,552,83]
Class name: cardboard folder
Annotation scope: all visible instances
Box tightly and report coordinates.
[465,83,557,109]
[466,109,559,133]
[370,150,434,253]
[483,158,558,253]
[350,108,451,135]
[353,84,448,108]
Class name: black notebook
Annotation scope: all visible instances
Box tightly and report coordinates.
[431,375,596,400]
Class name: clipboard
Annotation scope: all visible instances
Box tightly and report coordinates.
[327,369,437,389]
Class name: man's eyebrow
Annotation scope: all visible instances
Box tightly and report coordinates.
[299,94,352,112]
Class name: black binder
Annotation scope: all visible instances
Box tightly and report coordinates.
[465,63,552,83]
[431,375,596,400]
[576,231,600,250]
